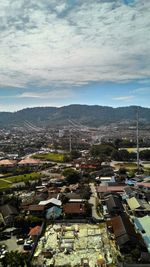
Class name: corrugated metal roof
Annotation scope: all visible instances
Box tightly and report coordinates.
[96,185,125,193]
[63,203,86,214]
[127,197,141,210]
[134,216,150,252]
[134,216,150,236]
[127,197,150,211]
[39,198,61,206]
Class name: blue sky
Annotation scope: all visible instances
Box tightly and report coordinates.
[0,0,150,111]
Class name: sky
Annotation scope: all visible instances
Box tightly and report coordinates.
[0,0,150,112]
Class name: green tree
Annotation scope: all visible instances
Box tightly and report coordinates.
[91,144,115,159]
[63,168,81,184]
[119,149,130,161]
[111,150,120,161]
[70,150,82,160]
[140,150,150,160]
[1,251,27,267]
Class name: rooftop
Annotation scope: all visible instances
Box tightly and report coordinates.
[18,158,41,165]
[96,185,125,193]
[0,159,17,165]
[39,198,62,206]
[29,225,41,236]
[63,203,86,214]
[134,216,150,252]
[33,224,113,267]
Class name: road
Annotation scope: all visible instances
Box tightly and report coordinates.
[89,183,103,221]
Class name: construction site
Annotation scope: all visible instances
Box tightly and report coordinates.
[33,223,117,267]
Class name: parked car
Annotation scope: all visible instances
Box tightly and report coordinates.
[17,238,24,245]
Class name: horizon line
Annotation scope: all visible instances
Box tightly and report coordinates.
[0,104,149,113]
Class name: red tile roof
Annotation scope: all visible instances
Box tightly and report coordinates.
[29,226,41,236]
[0,159,17,166]
[18,158,41,165]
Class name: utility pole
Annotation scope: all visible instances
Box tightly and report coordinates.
[69,129,72,153]
[136,107,140,173]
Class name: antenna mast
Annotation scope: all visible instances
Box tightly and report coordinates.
[136,107,140,173]
[69,129,72,153]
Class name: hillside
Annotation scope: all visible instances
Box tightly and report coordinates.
[0,105,150,129]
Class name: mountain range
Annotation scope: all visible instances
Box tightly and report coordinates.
[0,105,150,129]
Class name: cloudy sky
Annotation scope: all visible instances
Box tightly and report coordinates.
[0,0,150,111]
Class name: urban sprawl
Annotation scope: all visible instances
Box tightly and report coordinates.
[0,123,150,267]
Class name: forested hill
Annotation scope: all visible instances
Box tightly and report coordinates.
[0,105,150,128]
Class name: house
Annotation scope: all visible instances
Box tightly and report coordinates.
[64,192,86,203]
[96,184,126,195]
[35,189,48,203]
[0,204,19,226]
[95,176,114,184]
[107,214,140,252]
[134,215,150,252]
[47,187,61,196]
[96,184,125,201]
[105,194,124,216]
[18,158,41,167]
[28,205,45,217]
[39,198,62,208]
[137,183,150,191]
[0,159,17,168]
[65,192,83,200]
[46,206,62,220]
[124,186,136,198]
[29,225,41,240]
[63,202,86,217]
[126,197,150,216]
[125,179,137,186]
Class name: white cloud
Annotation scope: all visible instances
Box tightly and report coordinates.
[132,87,150,93]
[113,95,134,101]
[18,89,74,99]
[0,0,149,88]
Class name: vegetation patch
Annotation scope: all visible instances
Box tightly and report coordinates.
[6,172,42,183]
[143,167,150,175]
[115,162,137,170]
[125,147,150,153]
[33,152,65,162]
[0,179,12,189]
[0,172,42,189]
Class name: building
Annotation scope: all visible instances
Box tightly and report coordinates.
[134,215,150,252]
[39,198,62,208]
[0,204,19,226]
[63,202,86,217]
[18,158,41,167]
[107,214,140,252]
[105,194,124,216]
[126,197,150,216]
